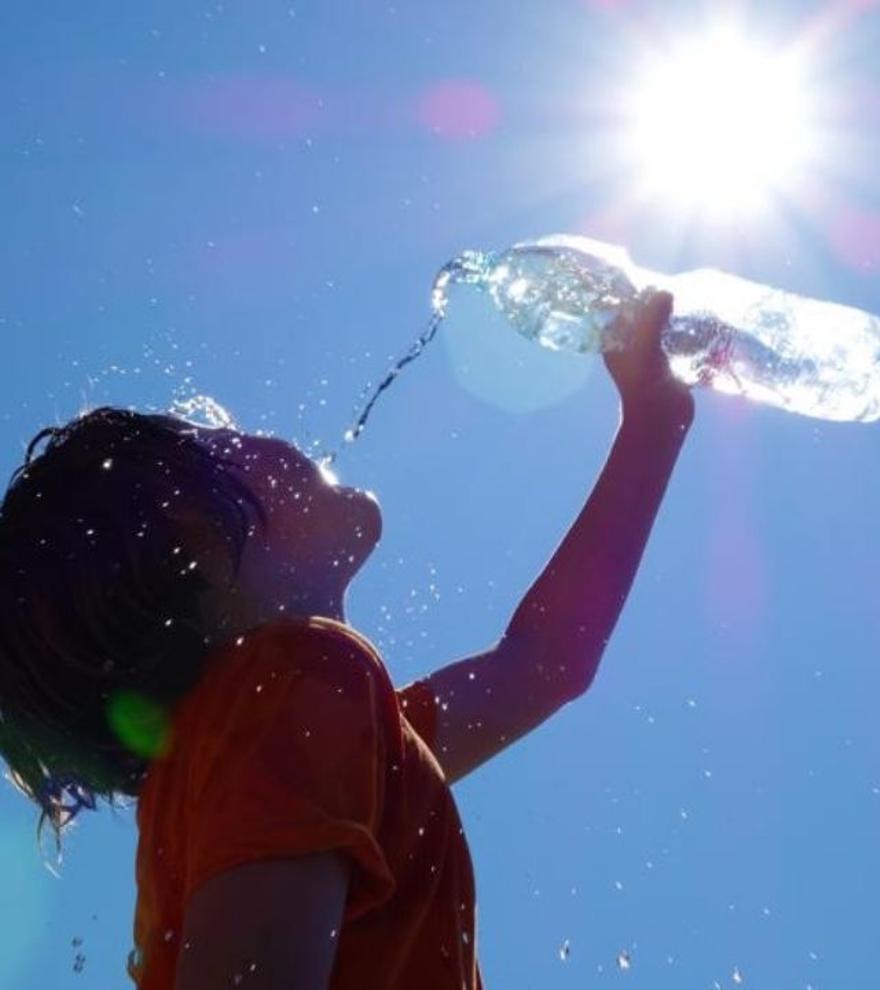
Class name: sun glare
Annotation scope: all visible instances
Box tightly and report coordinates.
[622,27,818,217]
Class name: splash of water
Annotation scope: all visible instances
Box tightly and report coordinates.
[169,394,237,430]
[325,251,497,464]
[322,311,445,465]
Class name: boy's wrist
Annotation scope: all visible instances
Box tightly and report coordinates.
[621,384,695,431]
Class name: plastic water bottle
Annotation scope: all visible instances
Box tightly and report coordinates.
[431,234,880,422]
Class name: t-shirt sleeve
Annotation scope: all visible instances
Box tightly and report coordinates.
[183,623,396,924]
[396,678,438,750]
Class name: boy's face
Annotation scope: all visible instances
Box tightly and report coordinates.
[201,428,382,593]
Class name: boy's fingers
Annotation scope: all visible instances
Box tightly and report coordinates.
[627,290,673,353]
[640,289,673,330]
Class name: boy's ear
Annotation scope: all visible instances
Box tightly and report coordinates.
[163,507,240,587]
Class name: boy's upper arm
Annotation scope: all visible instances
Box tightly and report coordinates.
[176,852,349,989]
[419,634,584,785]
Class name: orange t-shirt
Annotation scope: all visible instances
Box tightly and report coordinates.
[129,616,482,989]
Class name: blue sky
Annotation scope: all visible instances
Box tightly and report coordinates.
[2,1,879,986]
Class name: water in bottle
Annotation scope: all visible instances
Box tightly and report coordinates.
[338,233,880,457]
[431,234,880,423]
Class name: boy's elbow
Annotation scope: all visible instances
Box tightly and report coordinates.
[570,670,596,700]
[500,627,605,703]
[565,643,606,699]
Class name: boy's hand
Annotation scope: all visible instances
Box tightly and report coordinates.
[604,289,694,425]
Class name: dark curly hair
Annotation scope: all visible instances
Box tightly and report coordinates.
[0,406,266,861]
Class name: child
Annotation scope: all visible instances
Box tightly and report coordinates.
[0,290,693,988]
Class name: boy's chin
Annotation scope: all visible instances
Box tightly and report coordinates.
[351,489,383,551]
[363,493,383,546]
[346,529,379,580]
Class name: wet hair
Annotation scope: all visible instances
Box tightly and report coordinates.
[0,406,266,859]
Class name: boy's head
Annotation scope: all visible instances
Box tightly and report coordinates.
[0,406,381,855]
[195,426,382,625]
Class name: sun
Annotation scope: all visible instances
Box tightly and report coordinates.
[620,26,819,219]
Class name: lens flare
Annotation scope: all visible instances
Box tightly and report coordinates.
[106,691,171,760]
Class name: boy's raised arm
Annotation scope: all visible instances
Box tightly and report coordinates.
[425,291,695,784]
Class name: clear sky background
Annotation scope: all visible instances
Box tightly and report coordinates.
[2,1,879,987]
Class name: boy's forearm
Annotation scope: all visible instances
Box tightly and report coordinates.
[422,295,687,779]
[503,400,693,694]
